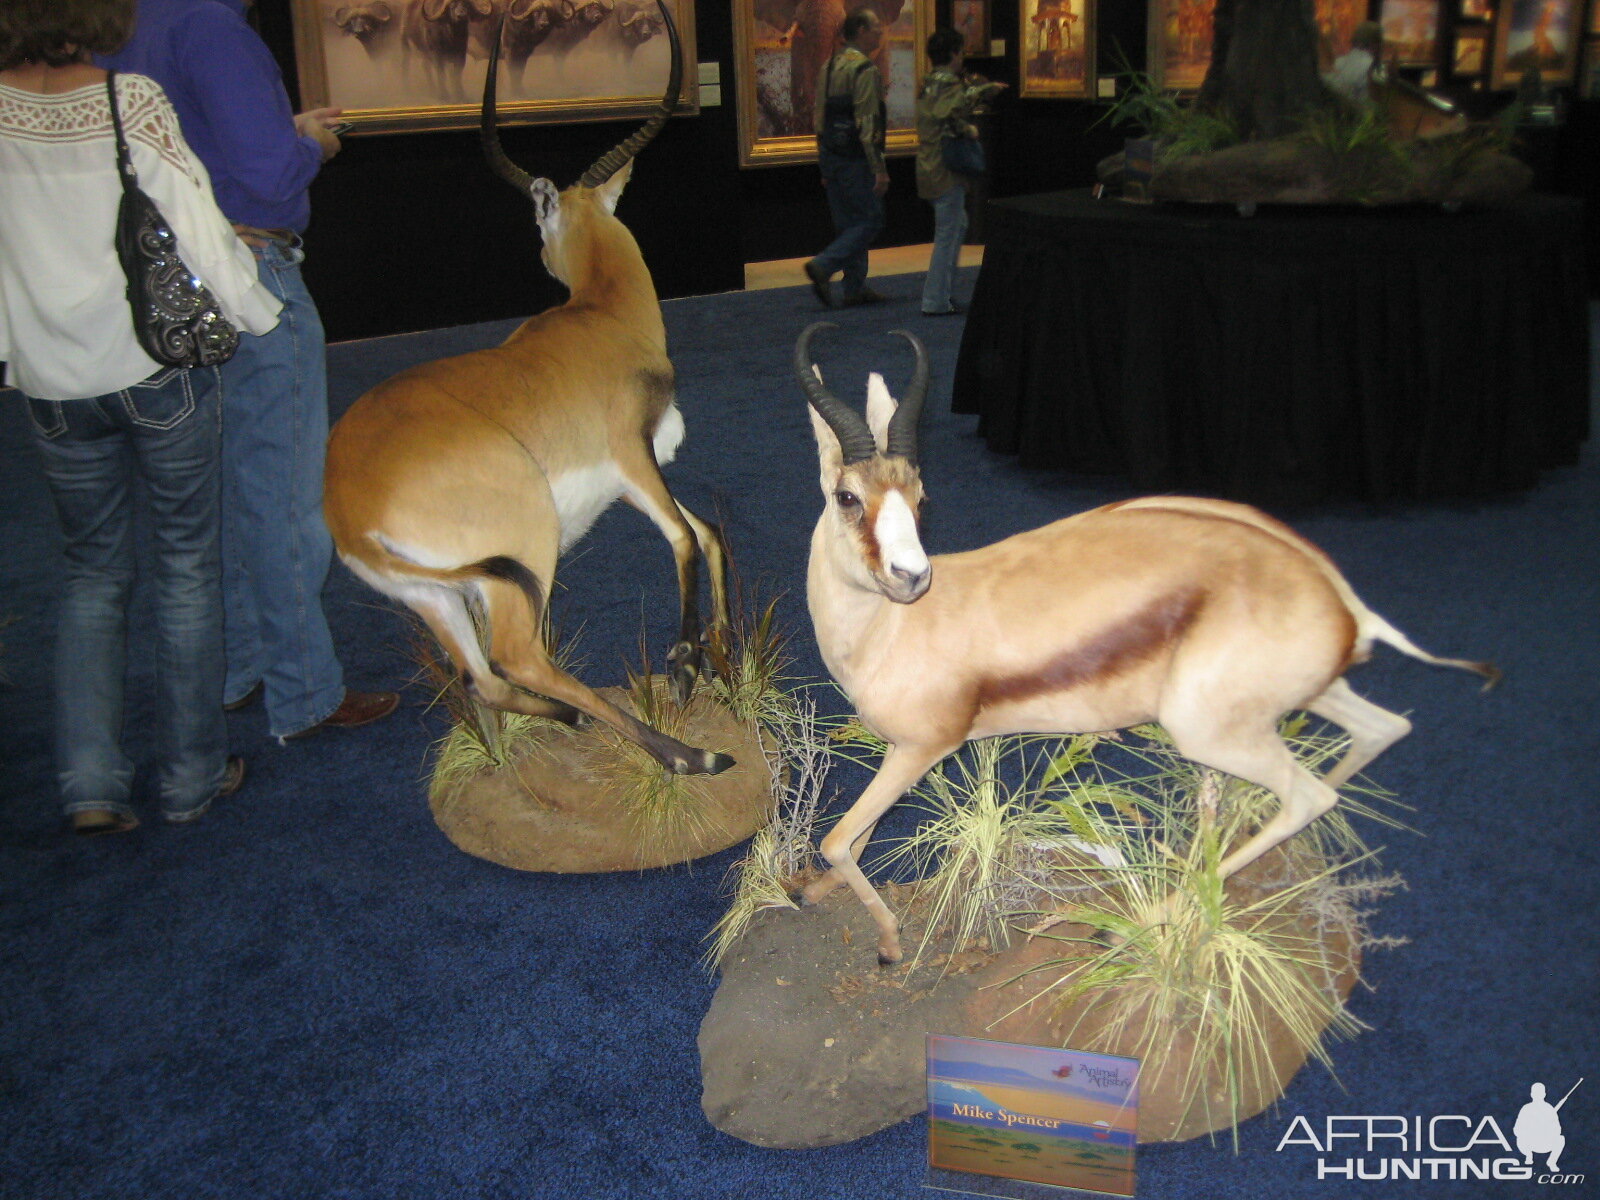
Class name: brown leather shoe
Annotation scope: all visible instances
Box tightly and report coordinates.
[803,259,834,308]
[72,808,139,836]
[164,755,245,825]
[286,690,399,739]
[840,286,888,307]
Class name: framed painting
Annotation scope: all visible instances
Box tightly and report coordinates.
[952,0,991,56]
[1019,0,1095,98]
[733,0,931,168]
[1584,38,1600,94]
[1453,24,1489,71]
[1315,0,1368,59]
[289,0,699,136]
[1148,0,1216,92]
[1380,0,1442,66]
[1489,0,1582,86]
[1460,0,1493,17]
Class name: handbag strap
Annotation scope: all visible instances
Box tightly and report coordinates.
[104,71,139,194]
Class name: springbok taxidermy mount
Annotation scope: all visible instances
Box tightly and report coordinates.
[795,322,1499,965]
[325,1,735,777]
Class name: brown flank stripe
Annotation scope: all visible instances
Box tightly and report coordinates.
[979,588,1205,706]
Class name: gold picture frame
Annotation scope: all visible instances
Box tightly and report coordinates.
[1147,0,1215,93]
[1019,0,1095,98]
[733,0,931,168]
[290,0,699,136]
[1489,0,1583,87]
[952,0,991,56]
[1454,25,1489,72]
[1380,0,1443,67]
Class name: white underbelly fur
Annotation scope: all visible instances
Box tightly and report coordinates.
[548,404,685,552]
[550,460,625,552]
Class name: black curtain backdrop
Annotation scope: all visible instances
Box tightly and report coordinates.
[951,190,1590,505]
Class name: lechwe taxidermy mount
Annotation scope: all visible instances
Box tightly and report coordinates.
[795,322,1500,965]
[324,2,735,777]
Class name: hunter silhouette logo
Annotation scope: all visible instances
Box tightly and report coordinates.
[1275,1077,1585,1184]
[1514,1079,1581,1174]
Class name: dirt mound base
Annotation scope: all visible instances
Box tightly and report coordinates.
[699,853,1359,1148]
[429,687,773,873]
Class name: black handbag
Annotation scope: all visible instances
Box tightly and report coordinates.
[818,56,864,158]
[105,73,238,369]
[941,132,987,177]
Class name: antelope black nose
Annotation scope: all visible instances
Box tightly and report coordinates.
[891,564,928,590]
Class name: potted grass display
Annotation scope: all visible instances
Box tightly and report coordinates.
[699,719,1403,1148]
[423,594,794,873]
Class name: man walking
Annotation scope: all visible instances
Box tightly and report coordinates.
[805,6,889,309]
[104,0,398,741]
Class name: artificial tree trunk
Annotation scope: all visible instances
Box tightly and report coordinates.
[1196,0,1335,139]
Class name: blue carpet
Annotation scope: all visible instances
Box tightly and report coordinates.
[1,276,1597,1200]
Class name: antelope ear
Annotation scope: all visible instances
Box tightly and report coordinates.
[865,371,897,453]
[531,177,561,233]
[593,158,634,214]
[808,396,843,493]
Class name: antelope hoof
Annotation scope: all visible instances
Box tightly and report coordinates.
[666,641,699,703]
[877,946,903,968]
[669,748,736,776]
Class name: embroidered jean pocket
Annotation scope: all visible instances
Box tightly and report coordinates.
[25,397,68,440]
[119,367,194,430]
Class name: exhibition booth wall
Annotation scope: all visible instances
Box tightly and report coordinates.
[1,278,1595,1199]
[251,0,1600,345]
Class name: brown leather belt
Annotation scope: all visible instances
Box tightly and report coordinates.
[232,224,299,250]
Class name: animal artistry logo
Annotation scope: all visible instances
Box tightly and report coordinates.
[1275,1078,1584,1184]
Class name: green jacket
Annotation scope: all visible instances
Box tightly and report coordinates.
[915,68,999,199]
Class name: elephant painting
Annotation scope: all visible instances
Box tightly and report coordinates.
[754,0,908,138]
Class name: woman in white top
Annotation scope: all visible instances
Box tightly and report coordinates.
[0,0,280,834]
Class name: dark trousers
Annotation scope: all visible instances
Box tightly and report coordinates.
[815,153,884,300]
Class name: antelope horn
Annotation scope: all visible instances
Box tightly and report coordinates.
[480,12,536,197]
[884,329,928,462]
[795,322,878,464]
[576,0,682,188]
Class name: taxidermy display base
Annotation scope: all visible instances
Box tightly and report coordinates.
[1101,137,1532,211]
[699,848,1361,1149]
[428,684,772,873]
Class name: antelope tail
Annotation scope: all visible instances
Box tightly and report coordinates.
[1366,613,1502,690]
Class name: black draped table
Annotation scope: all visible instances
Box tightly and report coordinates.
[951,190,1590,504]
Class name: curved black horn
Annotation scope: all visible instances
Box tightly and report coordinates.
[883,329,928,462]
[576,0,682,188]
[480,12,536,197]
[795,322,878,464]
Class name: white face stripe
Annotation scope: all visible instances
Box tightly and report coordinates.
[874,490,928,579]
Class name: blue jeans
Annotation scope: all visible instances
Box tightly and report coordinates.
[816,153,885,300]
[220,238,343,737]
[921,183,969,314]
[26,367,228,820]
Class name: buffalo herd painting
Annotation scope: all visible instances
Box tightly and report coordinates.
[293,0,695,131]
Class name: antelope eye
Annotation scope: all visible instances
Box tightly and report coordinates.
[834,490,861,511]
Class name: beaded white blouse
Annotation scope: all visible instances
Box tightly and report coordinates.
[0,73,281,399]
